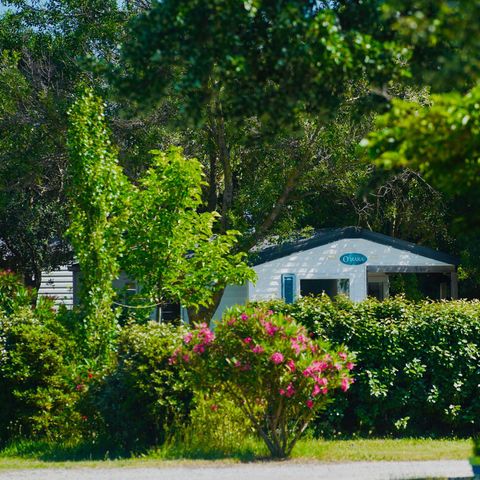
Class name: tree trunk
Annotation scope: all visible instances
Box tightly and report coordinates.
[23,264,41,289]
[207,147,218,212]
[210,93,233,232]
[187,288,224,325]
[253,126,322,245]
[254,161,306,243]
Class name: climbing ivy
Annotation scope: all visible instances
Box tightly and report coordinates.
[67,88,130,359]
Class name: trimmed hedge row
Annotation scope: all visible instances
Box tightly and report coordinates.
[259,296,480,436]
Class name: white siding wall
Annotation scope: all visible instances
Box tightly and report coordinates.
[250,238,452,303]
[211,284,249,322]
[38,265,74,308]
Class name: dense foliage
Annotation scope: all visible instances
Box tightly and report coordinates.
[173,305,353,457]
[2,270,480,454]
[118,0,402,124]
[122,146,255,312]
[0,272,193,450]
[363,86,480,235]
[0,0,124,286]
[363,85,480,294]
[262,296,480,437]
[67,88,254,329]
[2,0,477,297]
[0,272,81,443]
[1,0,480,457]
[67,89,128,359]
[86,322,193,451]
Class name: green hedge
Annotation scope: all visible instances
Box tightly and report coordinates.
[0,274,82,443]
[3,265,480,445]
[0,272,193,449]
[85,321,193,450]
[258,296,480,437]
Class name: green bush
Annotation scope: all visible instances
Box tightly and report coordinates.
[0,273,82,443]
[0,271,35,314]
[0,272,194,449]
[163,392,258,459]
[87,321,193,451]
[174,305,354,458]
[259,295,480,437]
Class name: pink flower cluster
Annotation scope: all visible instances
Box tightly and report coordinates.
[184,323,215,355]
[234,360,251,371]
[341,377,354,392]
[270,352,284,364]
[242,336,264,354]
[290,334,308,355]
[302,360,328,377]
[279,383,295,398]
[263,321,279,336]
[312,378,328,396]
[303,359,332,397]
[251,344,264,354]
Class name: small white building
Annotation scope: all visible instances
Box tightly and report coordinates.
[39,227,459,319]
[211,227,459,319]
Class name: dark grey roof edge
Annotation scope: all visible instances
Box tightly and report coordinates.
[251,227,460,266]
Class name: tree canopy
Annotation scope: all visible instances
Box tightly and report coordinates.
[0,0,479,300]
[117,0,403,125]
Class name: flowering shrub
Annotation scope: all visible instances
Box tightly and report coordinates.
[173,305,354,458]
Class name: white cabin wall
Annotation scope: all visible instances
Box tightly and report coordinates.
[211,284,249,323]
[250,238,450,303]
[38,265,74,308]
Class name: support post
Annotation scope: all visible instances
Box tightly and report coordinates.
[450,271,458,300]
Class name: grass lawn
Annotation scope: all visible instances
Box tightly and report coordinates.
[0,438,471,470]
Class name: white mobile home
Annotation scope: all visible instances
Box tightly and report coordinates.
[39,227,459,320]
[211,227,459,319]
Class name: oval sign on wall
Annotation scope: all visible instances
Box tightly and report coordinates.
[340,253,368,265]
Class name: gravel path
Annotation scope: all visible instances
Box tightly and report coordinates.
[0,460,472,480]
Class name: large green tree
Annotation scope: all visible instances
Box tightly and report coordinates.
[118,0,401,123]
[67,89,128,358]
[113,0,465,308]
[1,0,475,300]
[68,89,254,336]
[123,147,255,318]
[116,0,404,235]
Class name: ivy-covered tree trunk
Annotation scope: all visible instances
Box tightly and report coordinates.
[67,89,129,360]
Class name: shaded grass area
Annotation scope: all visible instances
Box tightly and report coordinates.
[0,438,471,470]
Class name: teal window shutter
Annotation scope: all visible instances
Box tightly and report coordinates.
[281,274,296,304]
